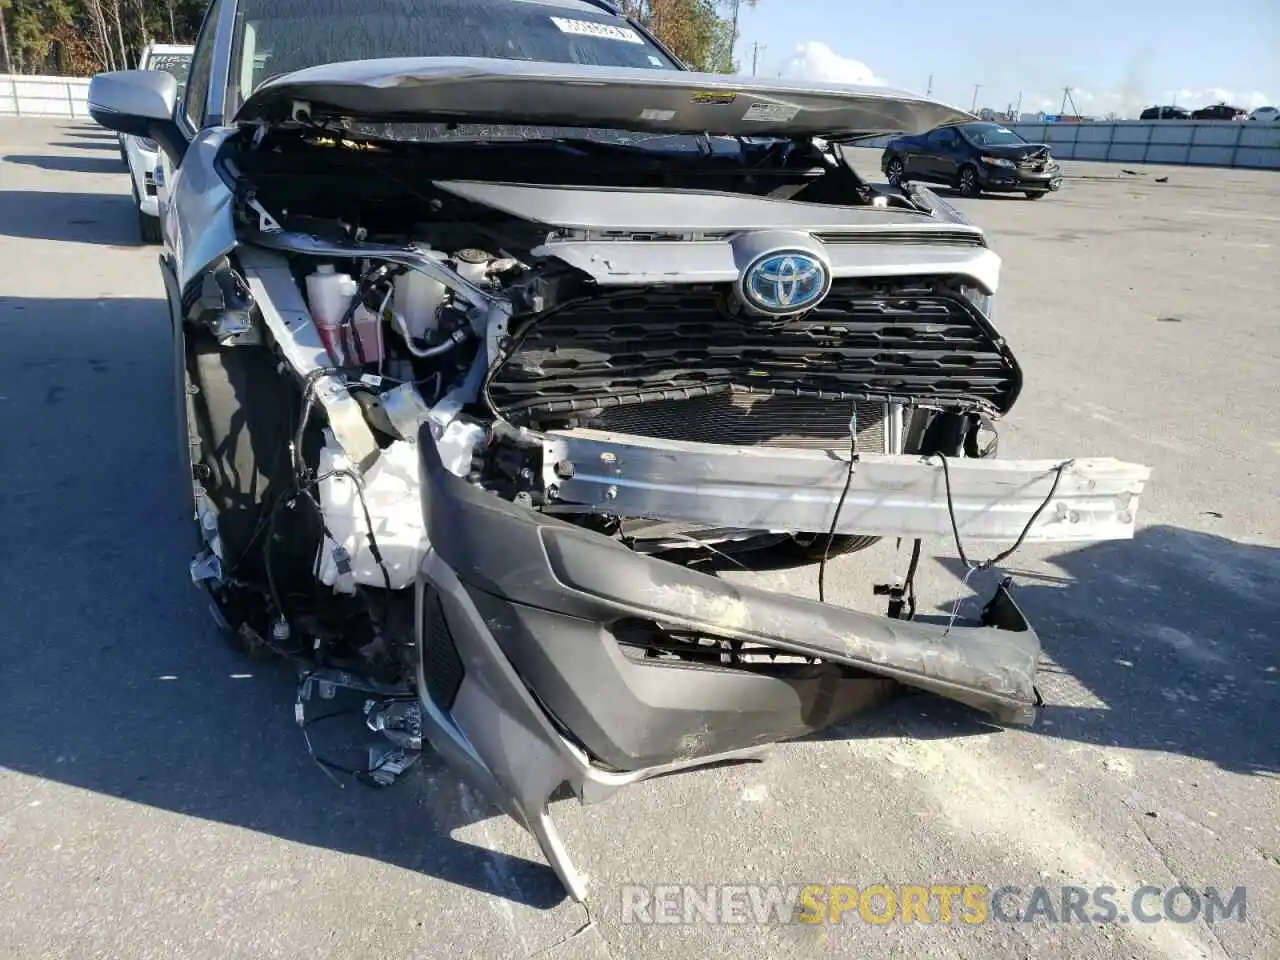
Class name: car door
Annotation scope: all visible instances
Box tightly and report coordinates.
[165,0,237,288]
[920,127,961,182]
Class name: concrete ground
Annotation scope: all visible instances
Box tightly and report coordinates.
[0,120,1277,960]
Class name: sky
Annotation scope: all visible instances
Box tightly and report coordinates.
[733,0,1278,117]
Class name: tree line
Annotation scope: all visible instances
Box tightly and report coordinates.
[620,1,758,73]
[0,0,759,77]
[0,1,207,75]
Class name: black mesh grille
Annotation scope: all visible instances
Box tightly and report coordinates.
[585,391,887,451]
[490,276,1020,424]
[422,593,465,710]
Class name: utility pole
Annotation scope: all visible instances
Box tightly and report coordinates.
[1059,87,1081,117]
[926,74,933,97]
[1015,90,1023,117]
[751,42,766,77]
[970,84,982,112]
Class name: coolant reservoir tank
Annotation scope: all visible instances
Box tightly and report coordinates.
[394,249,449,341]
[305,263,358,364]
[453,248,492,287]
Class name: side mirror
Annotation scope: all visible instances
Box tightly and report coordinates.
[88,70,186,165]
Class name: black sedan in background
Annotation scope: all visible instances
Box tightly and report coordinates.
[881,122,1063,199]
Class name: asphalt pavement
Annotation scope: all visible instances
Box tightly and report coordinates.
[1,120,1277,960]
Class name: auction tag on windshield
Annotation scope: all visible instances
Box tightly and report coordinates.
[550,17,645,43]
[742,102,800,122]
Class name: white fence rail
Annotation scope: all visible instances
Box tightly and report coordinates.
[0,74,92,119]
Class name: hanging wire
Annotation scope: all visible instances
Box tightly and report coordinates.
[817,404,860,603]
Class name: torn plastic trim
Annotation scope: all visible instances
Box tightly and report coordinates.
[415,555,776,905]
[419,425,1042,723]
[541,429,1151,543]
[415,427,1044,903]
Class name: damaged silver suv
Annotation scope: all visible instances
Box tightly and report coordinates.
[88,0,1150,901]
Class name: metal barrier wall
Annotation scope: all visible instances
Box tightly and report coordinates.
[0,75,92,119]
[1004,121,1279,169]
[860,120,1279,170]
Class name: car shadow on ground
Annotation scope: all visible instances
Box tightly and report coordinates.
[921,528,1279,776]
[1,285,1272,910]
[62,128,118,140]
[926,184,1040,201]
[49,139,121,152]
[3,152,125,174]
[0,189,143,246]
[0,295,567,910]
[789,528,1278,779]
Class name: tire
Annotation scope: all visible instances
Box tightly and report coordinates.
[173,311,322,654]
[884,156,905,185]
[138,209,162,244]
[1024,191,1046,200]
[957,165,981,197]
[183,329,320,588]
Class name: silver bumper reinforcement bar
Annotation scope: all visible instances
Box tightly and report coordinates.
[542,429,1151,543]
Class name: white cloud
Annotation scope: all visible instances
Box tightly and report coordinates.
[777,42,886,86]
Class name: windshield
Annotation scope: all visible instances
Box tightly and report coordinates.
[146,51,192,99]
[960,123,1027,147]
[233,0,680,107]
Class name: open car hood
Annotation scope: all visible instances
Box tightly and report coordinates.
[234,57,973,139]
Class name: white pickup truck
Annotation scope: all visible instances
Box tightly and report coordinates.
[118,41,193,243]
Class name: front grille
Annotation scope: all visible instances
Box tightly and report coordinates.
[586,390,887,451]
[421,593,465,710]
[489,276,1021,423]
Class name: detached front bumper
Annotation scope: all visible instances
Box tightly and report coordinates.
[978,162,1063,192]
[411,429,1148,902]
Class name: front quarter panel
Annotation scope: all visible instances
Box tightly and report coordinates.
[169,126,238,293]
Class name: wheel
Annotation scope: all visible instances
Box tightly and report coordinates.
[1024,191,1046,200]
[885,156,905,185]
[175,315,323,655]
[183,328,320,588]
[138,209,162,244]
[957,165,981,197]
[131,179,163,244]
